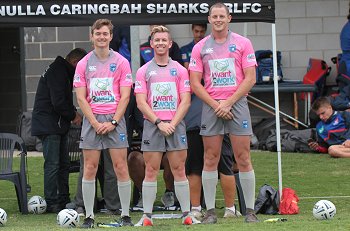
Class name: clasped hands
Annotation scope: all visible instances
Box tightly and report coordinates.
[214,99,234,120]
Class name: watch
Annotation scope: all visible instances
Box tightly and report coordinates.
[111,119,118,126]
[154,118,162,126]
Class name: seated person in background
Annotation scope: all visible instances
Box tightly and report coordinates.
[126,88,177,208]
[309,97,350,158]
[140,25,183,66]
[180,24,207,69]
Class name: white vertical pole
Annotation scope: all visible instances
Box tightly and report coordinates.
[272,24,283,199]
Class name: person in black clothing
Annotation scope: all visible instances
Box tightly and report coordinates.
[140,25,183,66]
[31,48,87,213]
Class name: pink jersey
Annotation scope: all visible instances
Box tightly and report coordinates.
[73,50,132,114]
[134,58,190,121]
[189,31,257,100]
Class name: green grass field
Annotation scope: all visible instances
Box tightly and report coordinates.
[1,151,350,230]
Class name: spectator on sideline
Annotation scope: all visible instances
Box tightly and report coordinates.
[309,97,350,158]
[134,25,199,226]
[31,48,86,213]
[74,19,133,228]
[180,24,207,69]
[189,2,259,223]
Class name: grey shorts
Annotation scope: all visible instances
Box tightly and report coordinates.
[141,120,188,152]
[200,96,252,136]
[80,114,129,150]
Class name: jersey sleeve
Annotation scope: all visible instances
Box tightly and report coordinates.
[241,38,257,69]
[188,42,203,73]
[134,65,148,94]
[73,57,88,88]
[119,58,133,87]
[178,64,191,94]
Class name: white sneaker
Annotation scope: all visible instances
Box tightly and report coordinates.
[135,214,153,227]
[191,208,203,220]
[182,213,201,225]
[223,208,242,218]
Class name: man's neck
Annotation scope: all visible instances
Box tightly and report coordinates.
[94,47,110,60]
[154,54,169,66]
[212,30,229,43]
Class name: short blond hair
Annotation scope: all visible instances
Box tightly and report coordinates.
[150,25,171,40]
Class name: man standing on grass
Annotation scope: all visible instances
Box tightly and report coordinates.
[189,2,259,223]
[73,19,133,228]
[134,25,199,226]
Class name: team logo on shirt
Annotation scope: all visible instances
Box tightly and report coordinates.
[88,66,96,72]
[318,126,324,134]
[333,117,339,126]
[184,80,190,88]
[110,63,117,72]
[229,44,236,52]
[247,53,256,62]
[242,120,249,129]
[182,53,187,60]
[170,68,177,76]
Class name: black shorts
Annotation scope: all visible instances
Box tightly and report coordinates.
[185,130,234,176]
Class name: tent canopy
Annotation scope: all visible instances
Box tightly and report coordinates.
[0,0,274,27]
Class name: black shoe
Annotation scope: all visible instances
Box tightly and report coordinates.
[46,204,62,213]
[120,215,134,226]
[80,217,94,228]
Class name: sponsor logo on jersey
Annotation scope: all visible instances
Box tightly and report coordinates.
[143,140,150,145]
[73,74,80,83]
[205,47,214,54]
[88,66,96,72]
[229,44,236,52]
[125,74,132,82]
[318,126,324,134]
[247,53,256,62]
[135,80,142,89]
[189,58,196,67]
[184,80,190,88]
[148,70,157,77]
[209,58,236,87]
[110,63,117,72]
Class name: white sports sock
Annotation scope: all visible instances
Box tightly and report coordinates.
[239,170,256,210]
[142,181,157,214]
[82,179,95,219]
[192,205,202,211]
[202,170,218,210]
[118,180,131,217]
[174,180,190,213]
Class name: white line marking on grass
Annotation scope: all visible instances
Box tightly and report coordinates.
[215,195,350,201]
